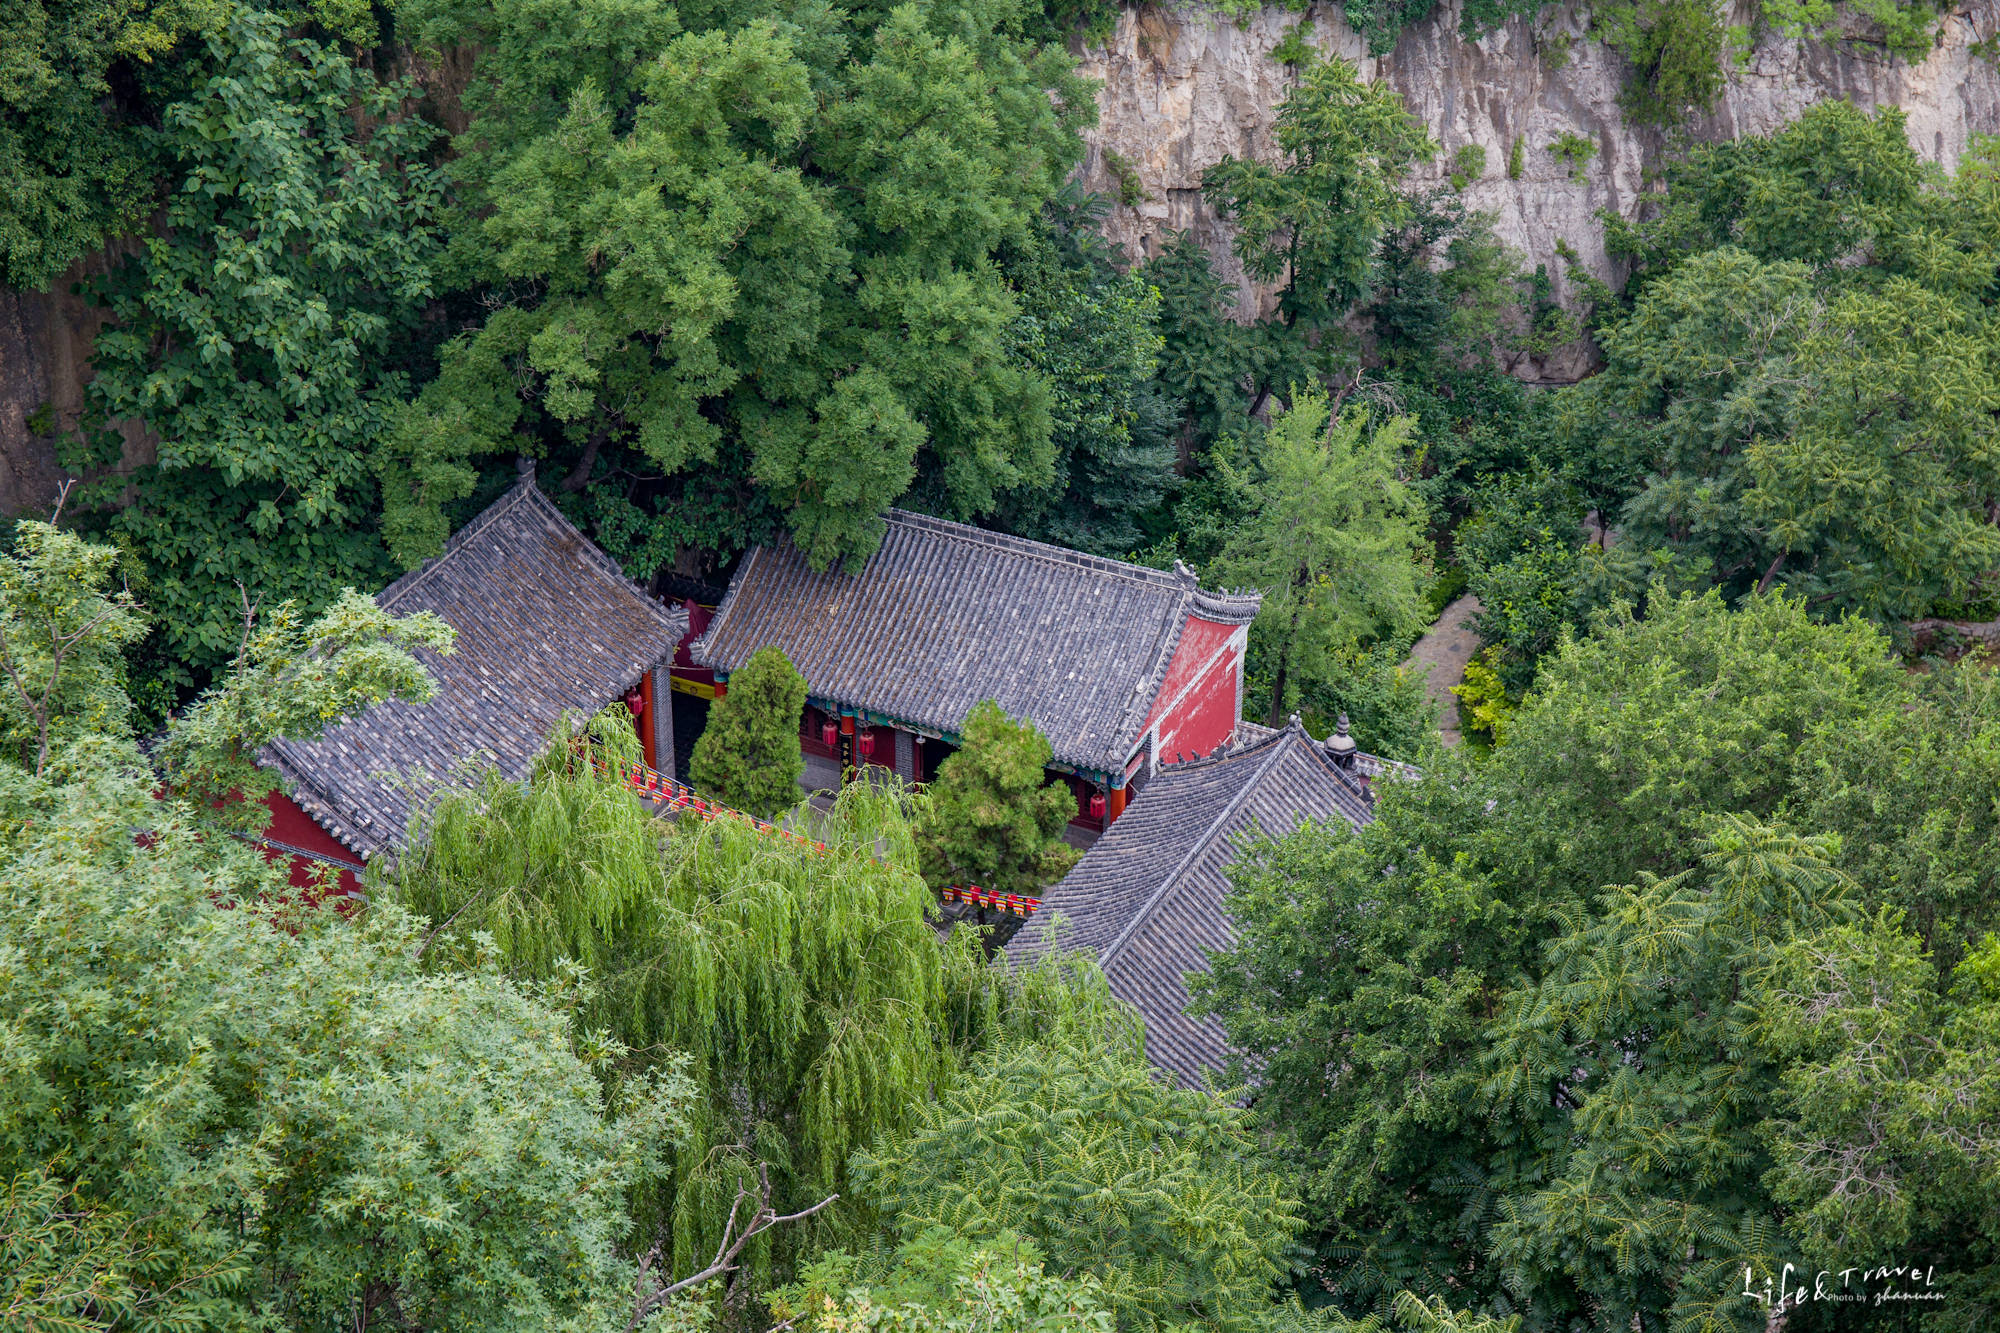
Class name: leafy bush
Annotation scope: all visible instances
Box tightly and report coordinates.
[1547,128,1597,180]
[1448,142,1486,189]
[690,644,808,816]
[853,1037,1303,1332]
[916,700,1079,894]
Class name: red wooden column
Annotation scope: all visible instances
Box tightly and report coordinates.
[1107,780,1127,822]
[637,670,659,771]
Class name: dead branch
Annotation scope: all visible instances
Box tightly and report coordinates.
[628,1163,837,1332]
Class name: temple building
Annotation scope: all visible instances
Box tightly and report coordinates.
[257,467,687,890]
[1008,717,1385,1088]
[688,511,1262,829]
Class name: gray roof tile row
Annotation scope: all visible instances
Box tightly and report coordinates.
[690,510,1261,774]
[1010,721,1377,1087]
[261,472,688,860]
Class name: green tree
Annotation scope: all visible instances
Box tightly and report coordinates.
[0,517,145,774]
[1791,659,2000,974]
[0,0,386,290]
[852,1036,1304,1332]
[770,1228,1118,1333]
[1203,52,1433,410]
[1141,230,1269,458]
[2,519,675,1333]
[1566,248,2000,622]
[1603,102,1929,296]
[914,700,1079,895]
[991,206,1179,557]
[390,0,1091,578]
[1189,762,1534,1314]
[689,644,807,816]
[1211,390,1430,727]
[1751,926,2000,1323]
[394,737,1003,1305]
[69,8,442,684]
[1493,589,1903,893]
[1453,468,1586,693]
[1480,818,1854,1331]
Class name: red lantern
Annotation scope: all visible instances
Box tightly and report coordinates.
[856,729,876,760]
[1088,791,1106,820]
[623,688,644,716]
[820,721,839,748]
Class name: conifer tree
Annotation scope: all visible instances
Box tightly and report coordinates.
[915,700,1079,895]
[689,644,807,816]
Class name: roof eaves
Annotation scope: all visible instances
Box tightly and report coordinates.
[1095,734,1291,974]
[687,544,757,668]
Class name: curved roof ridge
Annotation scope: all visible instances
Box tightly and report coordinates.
[884,509,1251,604]
[1095,736,1292,973]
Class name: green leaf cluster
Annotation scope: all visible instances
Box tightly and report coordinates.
[1557,105,2000,631]
[690,644,808,816]
[771,1227,1119,1333]
[390,0,1093,574]
[1212,390,1431,728]
[2,519,674,1332]
[914,699,1080,895]
[67,8,443,676]
[1196,589,2000,1329]
[853,1036,1304,1332]
[393,730,1108,1304]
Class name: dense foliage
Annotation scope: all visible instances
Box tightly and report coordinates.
[62,10,442,689]
[914,699,1081,896]
[386,0,1093,576]
[1195,592,2000,1330]
[855,1035,1302,1332]
[12,5,2000,1329]
[689,644,808,815]
[2,519,679,1333]
[1211,390,1430,728]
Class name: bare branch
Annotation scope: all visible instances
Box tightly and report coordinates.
[628,1163,837,1331]
[49,478,75,528]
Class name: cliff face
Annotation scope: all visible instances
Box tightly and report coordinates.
[5,10,1997,513]
[1078,1,2000,374]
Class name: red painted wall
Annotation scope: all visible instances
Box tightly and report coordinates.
[260,790,365,897]
[1142,614,1245,766]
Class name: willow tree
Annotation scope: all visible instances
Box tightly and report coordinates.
[393,716,997,1301]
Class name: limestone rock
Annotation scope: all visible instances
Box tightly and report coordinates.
[1077,1,2000,379]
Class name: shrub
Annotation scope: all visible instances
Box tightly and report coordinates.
[689,645,808,816]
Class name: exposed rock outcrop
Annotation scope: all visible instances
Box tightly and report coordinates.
[1077,0,2000,375]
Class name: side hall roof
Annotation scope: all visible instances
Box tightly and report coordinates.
[1009,720,1376,1088]
[689,510,1261,774]
[261,471,687,860]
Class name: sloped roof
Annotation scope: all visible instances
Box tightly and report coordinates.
[262,472,687,860]
[690,511,1261,774]
[1009,721,1375,1088]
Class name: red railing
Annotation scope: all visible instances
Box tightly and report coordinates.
[939,884,1041,919]
[608,758,1039,917]
[611,759,829,853]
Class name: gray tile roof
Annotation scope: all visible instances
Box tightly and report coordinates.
[262,472,687,860]
[689,511,1261,774]
[1010,720,1376,1088]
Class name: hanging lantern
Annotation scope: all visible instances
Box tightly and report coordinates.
[856,729,876,760]
[623,687,644,716]
[1088,791,1106,820]
[820,720,839,748]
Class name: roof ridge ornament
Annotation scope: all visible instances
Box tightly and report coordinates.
[1325,711,1358,770]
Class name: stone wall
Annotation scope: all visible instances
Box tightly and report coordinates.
[1076,0,2000,375]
